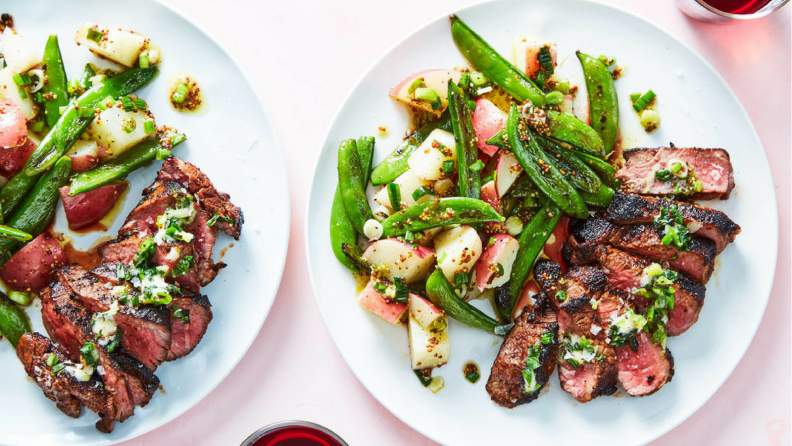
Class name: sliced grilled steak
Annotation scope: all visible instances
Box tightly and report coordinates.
[40,282,136,421]
[603,192,740,253]
[533,259,563,303]
[120,181,187,236]
[564,241,706,336]
[187,210,225,287]
[17,332,117,433]
[569,218,716,283]
[156,157,243,239]
[487,308,558,408]
[615,332,674,396]
[553,267,619,403]
[55,264,172,369]
[166,294,213,361]
[616,147,735,200]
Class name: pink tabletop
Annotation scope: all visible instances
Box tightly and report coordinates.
[121,1,791,444]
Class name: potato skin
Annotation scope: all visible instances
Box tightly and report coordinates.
[59,183,127,230]
[0,232,67,291]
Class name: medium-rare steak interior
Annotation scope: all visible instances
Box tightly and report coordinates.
[17,157,242,432]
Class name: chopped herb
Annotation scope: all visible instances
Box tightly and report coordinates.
[442,159,455,175]
[537,46,555,74]
[632,90,656,112]
[51,362,66,375]
[414,369,432,387]
[172,255,195,278]
[555,290,567,302]
[106,330,122,353]
[173,307,190,324]
[393,277,408,303]
[465,371,480,383]
[120,95,135,111]
[407,77,426,95]
[470,159,485,172]
[454,271,470,288]
[412,186,433,201]
[387,182,402,211]
[86,28,103,43]
[653,206,690,250]
[80,342,99,367]
[655,169,672,182]
[207,213,235,227]
[133,238,156,268]
[540,332,554,345]
[373,281,388,295]
[521,345,543,394]
[46,353,59,367]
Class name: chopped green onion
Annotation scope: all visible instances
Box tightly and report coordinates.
[632,90,656,112]
[555,290,567,302]
[541,332,554,344]
[138,50,150,69]
[546,90,564,106]
[17,87,27,100]
[387,182,402,211]
[692,180,703,192]
[407,77,426,95]
[30,120,45,132]
[86,28,103,43]
[454,272,470,288]
[171,83,190,104]
[538,46,554,74]
[669,162,683,174]
[34,91,44,103]
[51,362,66,375]
[120,96,135,111]
[143,120,156,134]
[442,160,455,174]
[470,71,488,87]
[404,230,414,243]
[412,186,433,201]
[414,369,432,387]
[7,290,32,306]
[373,281,388,295]
[470,159,485,172]
[80,341,99,367]
[123,118,136,133]
[12,73,31,86]
[78,107,96,118]
[414,87,442,110]
[655,170,672,182]
[393,277,408,303]
[630,92,641,102]
[133,98,147,110]
[465,371,481,383]
[46,353,58,367]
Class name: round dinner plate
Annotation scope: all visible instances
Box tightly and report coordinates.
[0,1,290,445]
[305,1,778,445]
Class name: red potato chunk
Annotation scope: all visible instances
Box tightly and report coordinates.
[0,98,27,149]
[362,238,435,283]
[474,233,520,291]
[472,98,506,157]
[59,183,127,230]
[0,232,67,291]
[0,137,36,177]
[358,279,408,325]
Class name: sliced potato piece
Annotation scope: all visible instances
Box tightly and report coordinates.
[74,23,148,67]
[373,170,433,211]
[434,225,482,282]
[88,106,155,158]
[407,129,456,182]
[408,311,449,370]
[1,29,40,73]
[0,68,37,119]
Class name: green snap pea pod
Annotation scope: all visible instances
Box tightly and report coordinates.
[494,205,561,320]
[0,293,31,347]
[41,35,70,128]
[0,157,71,262]
[578,184,615,208]
[485,129,510,150]
[69,131,186,195]
[330,136,376,271]
[449,15,545,107]
[338,139,373,235]
[507,105,588,219]
[537,136,602,193]
[571,150,620,189]
[426,268,501,334]
[545,111,604,157]
[0,226,32,242]
[370,112,452,186]
[577,52,619,155]
[448,82,480,199]
[381,197,504,237]
[25,66,159,175]
[0,172,41,221]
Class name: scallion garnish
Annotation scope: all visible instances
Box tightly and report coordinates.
[78,107,96,118]
[521,345,543,393]
[80,341,99,367]
[541,332,554,344]
[537,46,554,74]
[120,96,135,111]
[46,353,58,367]
[30,120,45,132]
[138,50,150,69]
[465,371,481,383]
[373,281,388,295]
[404,231,415,243]
[555,290,567,302]
[86,28,104,43]
[470,71,488,87]
[407,77,426,95]
[172,83,190,104]
[17,87,27,100]
[387,182,402,211]
[143,120,156,134]
[655,169,672,182]
[470,159,485,172]
[632,90,656,112]
[414,87,442,110]
[123,118,137,133]
[412,185,433,201]
[442,160,455,175]
[133,97,147,110]
[393,277,408,303]
[454,271,469,288]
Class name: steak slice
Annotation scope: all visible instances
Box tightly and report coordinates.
[16,332,117,433]
[616,147,735,200]
[602,192,740,253]
[564,241,706,336]
[533,259,563,304]
[120,181,188,236]
[569,218,716,283]
[487,308,558,408]
[187,210,225,287]
[166,294,213,361]
[552,267,619,403]
[614,331,674,396]
[55,264,172,370]
[156,157,243,239]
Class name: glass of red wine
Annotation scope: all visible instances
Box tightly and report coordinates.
[240,421,348,446]
[676,0,789,22]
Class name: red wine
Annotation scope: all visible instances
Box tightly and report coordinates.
[249,425,344,446]
[701,0,772,14]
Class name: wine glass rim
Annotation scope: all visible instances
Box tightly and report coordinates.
[240,420,349,446]
[692,0,790,19]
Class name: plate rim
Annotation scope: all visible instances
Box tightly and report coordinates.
[0,0,292,444]
[304,0,779,445]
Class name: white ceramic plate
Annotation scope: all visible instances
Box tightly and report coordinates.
[0,1,290,445]
[306,1,778,445]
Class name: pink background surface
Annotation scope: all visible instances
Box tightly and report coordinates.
[122,1,791,445]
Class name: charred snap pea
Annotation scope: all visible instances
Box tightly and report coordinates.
[426,268,501,334]
[578,184,615,208]
[25,66,159,175]
[338,139,374,235]
[448,82,480,199]
[0,293,31,347]
[330,136,375,272]
[485,129,510,150]
[0,157,71,263]
[495,205,561,320]
[543,111,604,157]
[0,226,32,242]
[0,172,41,221]
[577,52,619,155]
[537,136,602,194]
[507,105,588,219]
[70,131,186,195]
[450,15,545,107]
[41,35,70,128]
[381,197,503,237]
[571,150,620,189]
[370,112,452,186]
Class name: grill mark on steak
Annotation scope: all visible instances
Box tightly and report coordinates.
[487,308,558,408]
[616,147,735,200]
[166,294,213,361]
[120,181,185,236]
[569,218,716,283]
[603,192,740,253]
[16,333,117,432]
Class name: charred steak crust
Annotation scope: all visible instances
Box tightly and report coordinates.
[603,192,740,253]
[487,309,559,408]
